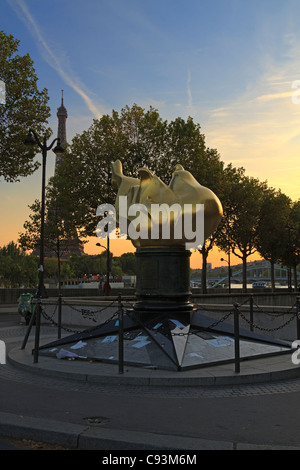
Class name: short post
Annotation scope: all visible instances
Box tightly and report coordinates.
[21,302,37,350]
[33,298,42,363]
[233,302,240,374]
[58,294,62,339]
[296,297,300,341]
[249,294,254,332]
[118,294,124,374]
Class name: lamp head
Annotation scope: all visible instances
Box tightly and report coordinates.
[24,131,36,146]
[53,139,65,155]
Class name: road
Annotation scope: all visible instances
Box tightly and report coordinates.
[1,308,300,451]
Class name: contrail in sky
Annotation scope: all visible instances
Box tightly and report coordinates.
[187,70,193,109]
[8,0,102,119]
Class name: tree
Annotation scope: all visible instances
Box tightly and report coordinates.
[118,252,137,275]
[0,242,38,287]
[53,104,213,238]
[256,189,291,291]
[18,180,85,291]
[281,201,300,291]
[217,174,268,292]
[0,30,51,182]
[198,162,245,293]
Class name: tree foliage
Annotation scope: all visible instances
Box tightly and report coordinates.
[0,242,37,287]
[0,30,51,182]
[19,101,300,291]
[53,104,216,237]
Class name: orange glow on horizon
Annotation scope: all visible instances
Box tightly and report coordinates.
[84,236,261,269]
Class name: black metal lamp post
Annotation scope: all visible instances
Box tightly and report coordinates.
[96,239,111,296]
[285,223,294,291]
[24,129,64,362]
[221,251,231,294]
[96,168,112,296]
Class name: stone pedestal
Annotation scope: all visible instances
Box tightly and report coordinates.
[133,247,194,317]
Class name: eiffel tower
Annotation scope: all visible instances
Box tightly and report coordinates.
[43,91,84,259]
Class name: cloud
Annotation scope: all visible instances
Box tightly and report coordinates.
[203,34,300,201]
[255,90,294,102]
[8,0,103,119]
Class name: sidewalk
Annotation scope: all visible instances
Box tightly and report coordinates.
[2,311,300,451]
[2,331,300,450]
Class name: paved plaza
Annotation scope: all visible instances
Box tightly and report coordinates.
[1,305,300,450]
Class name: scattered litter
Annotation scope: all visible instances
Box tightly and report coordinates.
[102,335,117,343]
[206,338,229,347]
[133,336,148,341]
[56,349,79,359]
[56,348,87,360]
[132,340,151,349]
[170,319,185,329]
[70,340,87,350]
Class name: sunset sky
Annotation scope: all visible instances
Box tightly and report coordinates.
[1,0,300,269]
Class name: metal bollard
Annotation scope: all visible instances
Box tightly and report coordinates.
[249,294,254,332]
[118,294,124,374]
[58,294,62,339]
[21,301,37,350]
[297,297,300,341]
[233,302,240,374]
[33,298,42,363]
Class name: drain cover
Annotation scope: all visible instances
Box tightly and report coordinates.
[83,416,109,425]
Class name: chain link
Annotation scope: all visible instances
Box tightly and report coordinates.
[238,308,297,332]
[40,298,120,334]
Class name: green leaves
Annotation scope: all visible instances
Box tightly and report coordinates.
[53,104,219,238]
[0,242,38,287]
[0,30,51,182]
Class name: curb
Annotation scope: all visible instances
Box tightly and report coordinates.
[0,412,300,451]
[8,345,300,387]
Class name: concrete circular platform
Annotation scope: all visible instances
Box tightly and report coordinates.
[7,336,300,387]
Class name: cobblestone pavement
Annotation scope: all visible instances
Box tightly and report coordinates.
[3,320,300,449]
[1,325,300,399]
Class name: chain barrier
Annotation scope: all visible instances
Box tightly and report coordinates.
[41,304,120,335]
[195,296,299,334]
[62,298,117,314]
[238,308,297,333]
[40,298,119,335]
[238,298,298,333]
[251,297,297,318]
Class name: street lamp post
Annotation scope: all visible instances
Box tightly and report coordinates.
[96,238,110,295]
[24,129,64,362]
[221,251,231,294]
[96,169,112,296]
[285,223,294,292]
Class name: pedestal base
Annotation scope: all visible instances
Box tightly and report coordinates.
[38,309,291,372]
[37,249,291,370]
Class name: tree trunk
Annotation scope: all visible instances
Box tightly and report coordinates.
[270,260,275,293]
[293,263,298,292]
[201,250,208,294]
[242,252,247,293]
[57,238,61,294]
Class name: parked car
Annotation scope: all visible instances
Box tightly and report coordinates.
[252,281,267,288]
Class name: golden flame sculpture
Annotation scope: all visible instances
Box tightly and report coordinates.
[111,160,223,249]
